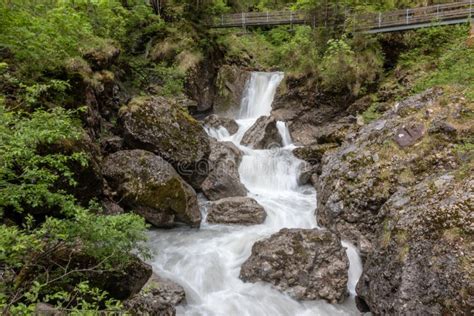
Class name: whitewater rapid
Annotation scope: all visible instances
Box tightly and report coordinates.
[148,72,362,315]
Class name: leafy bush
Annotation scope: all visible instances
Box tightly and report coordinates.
[0,102,148,313]
[0,105,85,216]
[0,3,99,77]
[319,35,383,95]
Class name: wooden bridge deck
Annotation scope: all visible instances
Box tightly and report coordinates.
[212,1,473,33]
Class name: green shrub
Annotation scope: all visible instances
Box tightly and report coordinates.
[0,102,148,312]
[319,35,383,95]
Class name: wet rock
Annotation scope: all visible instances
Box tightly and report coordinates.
[356,173,473,315]
[201,139,247,201]
[125,273,186,316]
[120,96,210,189]
[185,49,224,113]
[241,116,282,149]
[293,143,339,165]
[393,122,425,147]
[207,197,266,225]
[214,65,250,115]
[102,150,201,228]
[54,249,152,301]
[271,74,358,146]
[97,256,153,300]
[204,114,239,135]
[240,229,348,303]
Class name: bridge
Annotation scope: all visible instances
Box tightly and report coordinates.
[212,1,473,33]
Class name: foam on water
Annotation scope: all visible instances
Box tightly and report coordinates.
[148,72,362,315]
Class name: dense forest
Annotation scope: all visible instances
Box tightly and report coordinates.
[1,0,472,314]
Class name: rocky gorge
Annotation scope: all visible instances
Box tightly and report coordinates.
[64,46,472,314]
[2,2,472,314]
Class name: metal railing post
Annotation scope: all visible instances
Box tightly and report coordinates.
[470,0,473,19]
[242,12,245,29]
[267,11,269,24]
[290,11,293,27]
[406,8,409,24]
[437,4,440,19]
[378,12,382,27]
[221,14,224,26]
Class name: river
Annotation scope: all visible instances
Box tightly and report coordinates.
[148,72,362,316]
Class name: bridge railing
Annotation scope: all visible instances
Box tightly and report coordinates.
[212,0,473,32]
[353,0,473,31]
[215,10,310,28]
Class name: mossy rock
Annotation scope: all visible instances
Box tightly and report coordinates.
[293,143,339,164]
[103,150,201,228]
[120,96,210,189]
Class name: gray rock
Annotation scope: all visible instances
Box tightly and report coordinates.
[201,139,247,201]
[103,150,201,228]
[35,303,61,316]
[356,173,473,315]
[241,116,282,149]
[393,123,425,147]
[214,65,250,115]
[428,120,457,137]
[240,229,349,303]
[316,89,468,254]
[204,114,239,135]
[207,197,266,225]
[124,273,186,316]
[120,96,210,189]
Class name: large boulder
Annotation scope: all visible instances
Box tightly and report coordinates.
[356,173,473,315]
[125,273,186,316]
[316,89,472,256]
[204,114,239,135]
[120,96,210,189]
[201,139,247,201]
[271,74,356,146]
[241,116,282,149]
[102,150,201,228]
[207,197,266,225]
[240,229,349,303]
[95,256,153,300]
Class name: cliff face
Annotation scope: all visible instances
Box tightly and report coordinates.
[275,77,473,313]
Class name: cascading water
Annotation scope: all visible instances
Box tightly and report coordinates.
[148,72,362,315]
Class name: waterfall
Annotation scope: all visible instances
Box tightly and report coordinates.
[238,72,284,119]
[148,72,362,315]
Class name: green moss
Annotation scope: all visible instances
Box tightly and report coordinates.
[381,219,391,248]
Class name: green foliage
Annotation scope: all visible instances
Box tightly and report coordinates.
[395,24,473,100]
[0,103,148,313]
[154,63,186,96]
[319,35,383,95]
[361,102,381,123]
[0,0,162,78]
[0,3,99,76]
[0,210,148,313]
[0,105,85,216]
[414,39,474,100]
[271,26,321,72]
[43,281,123,312]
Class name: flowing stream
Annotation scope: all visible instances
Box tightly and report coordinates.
[148,72,362,315]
